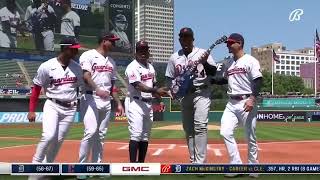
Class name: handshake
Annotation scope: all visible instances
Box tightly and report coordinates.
[152,87,172,99]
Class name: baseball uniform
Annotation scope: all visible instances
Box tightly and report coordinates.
[125,59,156,142]
[78,49,117,163]
[31,57,83,164]
[25,3,56,51]
[220,54,262,164]
[0,6,20,48]
[60,10,80,37]
[166,47,216,164]
[110,14,130,50]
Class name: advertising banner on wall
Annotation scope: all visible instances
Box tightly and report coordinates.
[0,112,80,123]
[257,111,307,122]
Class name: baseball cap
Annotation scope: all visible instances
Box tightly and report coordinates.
[179,27,194,37]
[59,37,81,49]
[226,33,244,45]
[98,31,120,43]
[136,40,149,51]
[115,14,127,22]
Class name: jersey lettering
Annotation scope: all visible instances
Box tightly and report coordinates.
[51,75,77,86]
[227,67,247,76]
[92,63,113,73]
[141,72,154,81]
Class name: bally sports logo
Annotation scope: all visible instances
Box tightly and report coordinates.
[161,164,172,173]
[111,163,161,175]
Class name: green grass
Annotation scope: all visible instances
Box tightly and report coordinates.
[1,174,320,180]
[16,34,97,51]
[0,122,320,144]
[0,140,36,148]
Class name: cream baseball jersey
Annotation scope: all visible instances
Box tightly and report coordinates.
[33,58,83,101]
[226,54,262,95]
[125,60,156,99]
[165,47,216,87]
[0,7,20,34]
[79,49,117,93]
[61,10,80,37]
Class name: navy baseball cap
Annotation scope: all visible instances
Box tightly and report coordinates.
[179,27,194,37]
[59,37,81,49]
[226,33,244,45]
[136,40,149,51]
[98,31,120,43]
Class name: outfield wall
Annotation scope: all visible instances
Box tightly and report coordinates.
[0,97,319,123]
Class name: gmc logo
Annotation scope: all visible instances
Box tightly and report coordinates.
[122,166,150,172]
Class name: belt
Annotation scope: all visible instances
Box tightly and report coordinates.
[190,85,209,93]
[133,96,153,103]
[49,98,77,108]
[229,94,251,101]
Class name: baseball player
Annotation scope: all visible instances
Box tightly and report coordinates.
[0,0,22,48]
[212,33,262,178]
[165,27,217,164]
[60,0,80,39]
[27,37,82,180]
[125,40,170,163]
[110,14,131,51]
[25,0,56,51]
[77,32,124,179]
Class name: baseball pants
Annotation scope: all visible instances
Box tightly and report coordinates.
[79,94,111,163]
[125,97,153,142]
[29,100,76,180]
[42,30,54,51]
[181,89,211,164]
[220,98,258,164]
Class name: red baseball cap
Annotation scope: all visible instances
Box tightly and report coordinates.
[136,40,149,51]
[59,37,81,49]
[98,31,120,43]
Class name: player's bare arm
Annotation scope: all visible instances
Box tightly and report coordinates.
[111,81,125,116]
[83,70,110,99]
[244,77,263,112]
[28,85,42,122]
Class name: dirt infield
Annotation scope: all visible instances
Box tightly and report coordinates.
[0,137,319,163]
